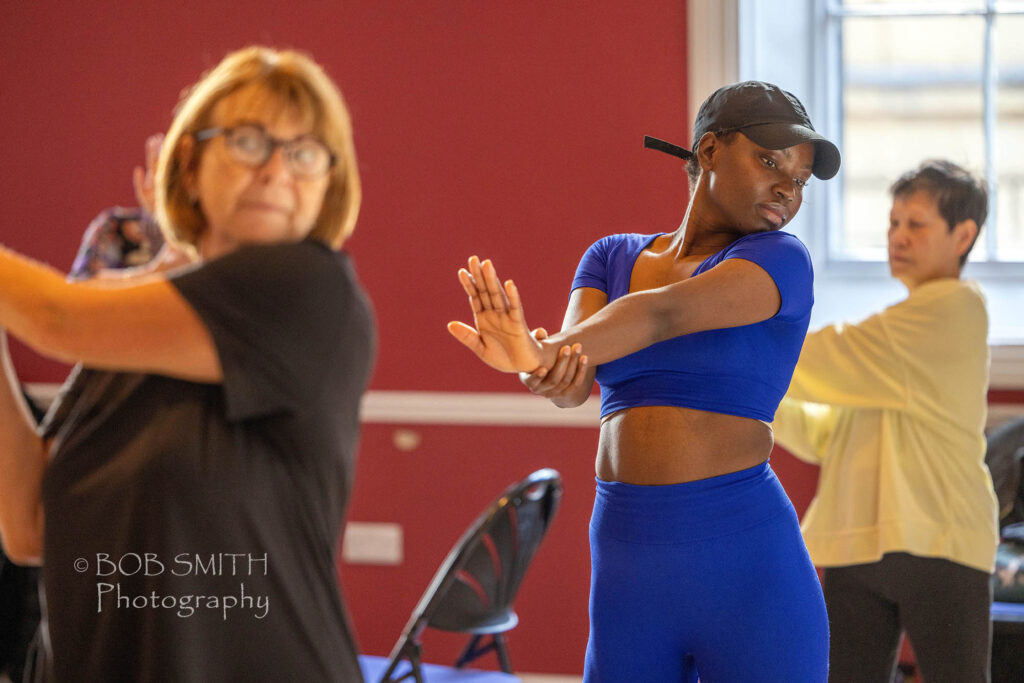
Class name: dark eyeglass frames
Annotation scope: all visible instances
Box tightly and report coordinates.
[194,124,336,179]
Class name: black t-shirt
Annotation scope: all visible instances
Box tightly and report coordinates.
[39,240,376,682]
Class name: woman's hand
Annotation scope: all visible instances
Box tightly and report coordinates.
[519,328,589,399]
[132,134,164,214]
[447,256,553,373]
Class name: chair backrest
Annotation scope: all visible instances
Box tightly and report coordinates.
[986,416,1024,526]
[414,468,562,634]
[383,468,562,682]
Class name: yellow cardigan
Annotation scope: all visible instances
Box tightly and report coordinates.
[773,278,999,573]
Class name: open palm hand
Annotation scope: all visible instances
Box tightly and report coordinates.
[447,256,546,374]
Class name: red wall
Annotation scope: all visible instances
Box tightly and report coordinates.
[4,4,1022,676]
[2,1,688,675]
[1,1,690,389]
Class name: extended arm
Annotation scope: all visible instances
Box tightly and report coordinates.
[449,254,781,372]
[546,256,781,365]
[786,314,908,410]
[0,332,47,564]
[0,245,219,383]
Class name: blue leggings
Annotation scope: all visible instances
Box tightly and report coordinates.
[585,461,828,682]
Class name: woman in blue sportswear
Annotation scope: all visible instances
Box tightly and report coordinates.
[449,81,841,682]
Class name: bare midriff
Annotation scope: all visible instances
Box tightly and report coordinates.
[596,405,773,485]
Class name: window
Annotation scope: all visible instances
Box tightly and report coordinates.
[827,0,1024,264]
[691,0,1024,346]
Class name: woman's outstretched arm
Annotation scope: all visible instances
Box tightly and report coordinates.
[448,253,781,372]
[0,245,219,382]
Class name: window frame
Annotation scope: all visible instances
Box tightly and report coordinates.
[688,0,1024,375]
[822,0,1024,274]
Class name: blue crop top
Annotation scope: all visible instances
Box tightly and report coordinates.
[571,230,813,421]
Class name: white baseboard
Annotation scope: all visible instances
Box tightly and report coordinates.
[23,343,1024,431]
[360,390,599,427]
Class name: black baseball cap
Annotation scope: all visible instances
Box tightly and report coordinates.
[644,80,841,180]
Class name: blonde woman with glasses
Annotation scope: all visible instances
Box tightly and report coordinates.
[0,46,375,681]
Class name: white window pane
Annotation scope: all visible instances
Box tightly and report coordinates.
[996,13,1024,260]
[841,0,986,9]
[843,15,983,69]
[841,16,985,257]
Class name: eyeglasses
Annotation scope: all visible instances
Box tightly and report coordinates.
[194,123,336,178]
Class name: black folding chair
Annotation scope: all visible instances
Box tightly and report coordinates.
[985,417,1024,683]
[379,468,563,683]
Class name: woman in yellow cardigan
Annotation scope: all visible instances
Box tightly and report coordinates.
[773,159,998,682]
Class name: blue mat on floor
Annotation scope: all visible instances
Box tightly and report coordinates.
[993,601,1024,623]
[359,655,521,682]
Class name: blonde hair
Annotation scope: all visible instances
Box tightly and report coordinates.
[155,46,361,250]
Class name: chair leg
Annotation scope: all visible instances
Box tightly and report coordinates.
[381,640,424,683]
[455,633,513,674]
[455,635,484,669]
[494,633,512,674]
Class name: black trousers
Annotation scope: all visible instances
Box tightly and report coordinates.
[823,552,992,683]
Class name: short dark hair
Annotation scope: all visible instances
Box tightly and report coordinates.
[890,160,988,266]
